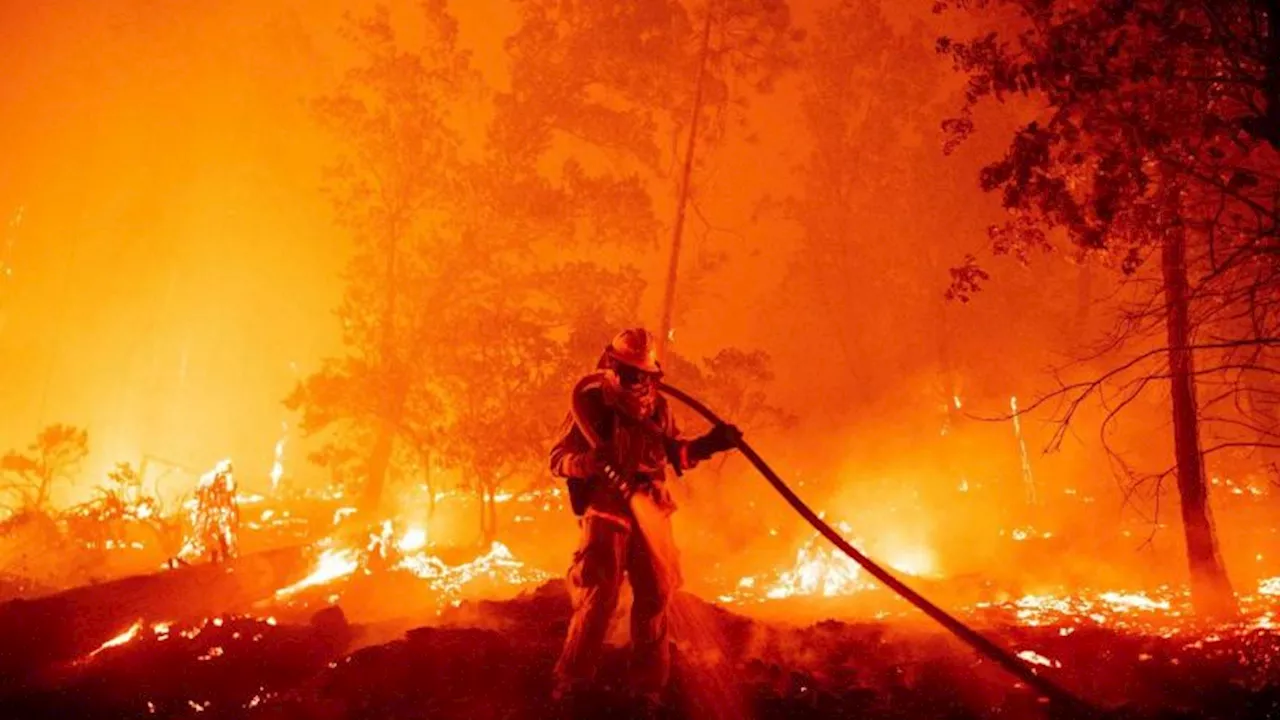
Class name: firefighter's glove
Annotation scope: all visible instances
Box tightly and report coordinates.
[689,423,742,463]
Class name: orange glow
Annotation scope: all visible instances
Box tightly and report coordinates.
[87,620,143,658]
[1,11,1277,717]
[274,548,360,598]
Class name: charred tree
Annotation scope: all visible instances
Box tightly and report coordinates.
[1161,229,1237,616]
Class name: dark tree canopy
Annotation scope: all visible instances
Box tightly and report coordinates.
[938,0,1280,614]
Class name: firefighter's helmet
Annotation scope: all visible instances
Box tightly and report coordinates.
[604,327,662,374]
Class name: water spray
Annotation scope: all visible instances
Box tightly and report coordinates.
[656,381,1103,718]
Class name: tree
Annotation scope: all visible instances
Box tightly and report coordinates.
[665,348,794,432]
[286,1,477,512]
[0,424,89,516]
[655,0,803,358]
[499,0,802,356]
[937,0,1280,615]
[662,347,794,489]
[789,1,970,394]
[294,2,661,537]
[294,3,797,541]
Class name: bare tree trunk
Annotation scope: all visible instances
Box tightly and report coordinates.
[1161,230,1237,617]
[656,8,714,363]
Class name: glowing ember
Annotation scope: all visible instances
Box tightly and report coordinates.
[1260,577,1280,596]
[88,620,143,658]
[1016,649,1061,668]
[394,540,551,601]
[1098,591,1171,612]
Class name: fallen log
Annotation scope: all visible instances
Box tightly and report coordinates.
[0,544,312,694]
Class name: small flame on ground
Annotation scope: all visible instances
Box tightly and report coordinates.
[730,525,935,602]
[1260,577,1280,596]
[275,522,549,606]
[397,526,428,553]
[1016,649,1061,668]
[275,548,360,597]
[87,620,143,658]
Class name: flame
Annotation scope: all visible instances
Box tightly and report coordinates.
[275,522,549,606]
[759,523,867,599]
[731,524,935,602]
[88,620,143,658]
[1010,395,1035,504]
[881,546,936,577]
[1016,649,1061,668]
[275,548,360,597]
[269,422,287,491]
[394,540,548,600]
[1097,591,1171,612]
[397,526,428,552]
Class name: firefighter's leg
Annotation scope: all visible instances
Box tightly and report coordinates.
[625,506,682,699]
[553,512,629,693]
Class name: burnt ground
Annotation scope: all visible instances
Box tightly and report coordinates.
[3,579,1280,720]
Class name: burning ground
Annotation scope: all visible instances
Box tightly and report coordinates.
[6,504,1280,720]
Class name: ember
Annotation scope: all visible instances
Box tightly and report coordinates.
[86,620,143,659]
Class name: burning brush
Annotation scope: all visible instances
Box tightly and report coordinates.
[174,460,241,566]
[272,518,550,612]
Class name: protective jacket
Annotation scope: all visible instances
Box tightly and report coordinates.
[549,379,702,526]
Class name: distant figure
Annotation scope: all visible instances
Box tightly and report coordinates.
[549,328,740,717]
[180,459,240,564]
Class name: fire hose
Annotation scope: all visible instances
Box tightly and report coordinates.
[655,382,1104,718]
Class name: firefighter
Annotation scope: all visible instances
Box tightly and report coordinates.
[550,328,741,715]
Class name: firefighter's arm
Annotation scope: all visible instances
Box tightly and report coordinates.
[664,410,741,476]
[549,414,602,479]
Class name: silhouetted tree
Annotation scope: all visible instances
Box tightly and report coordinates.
[294,3,796,542]
[0,424,88,516]
[286,1,476,512]
[499,0,802,356]
[790,1,968,388]
[939,0,1280,615]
